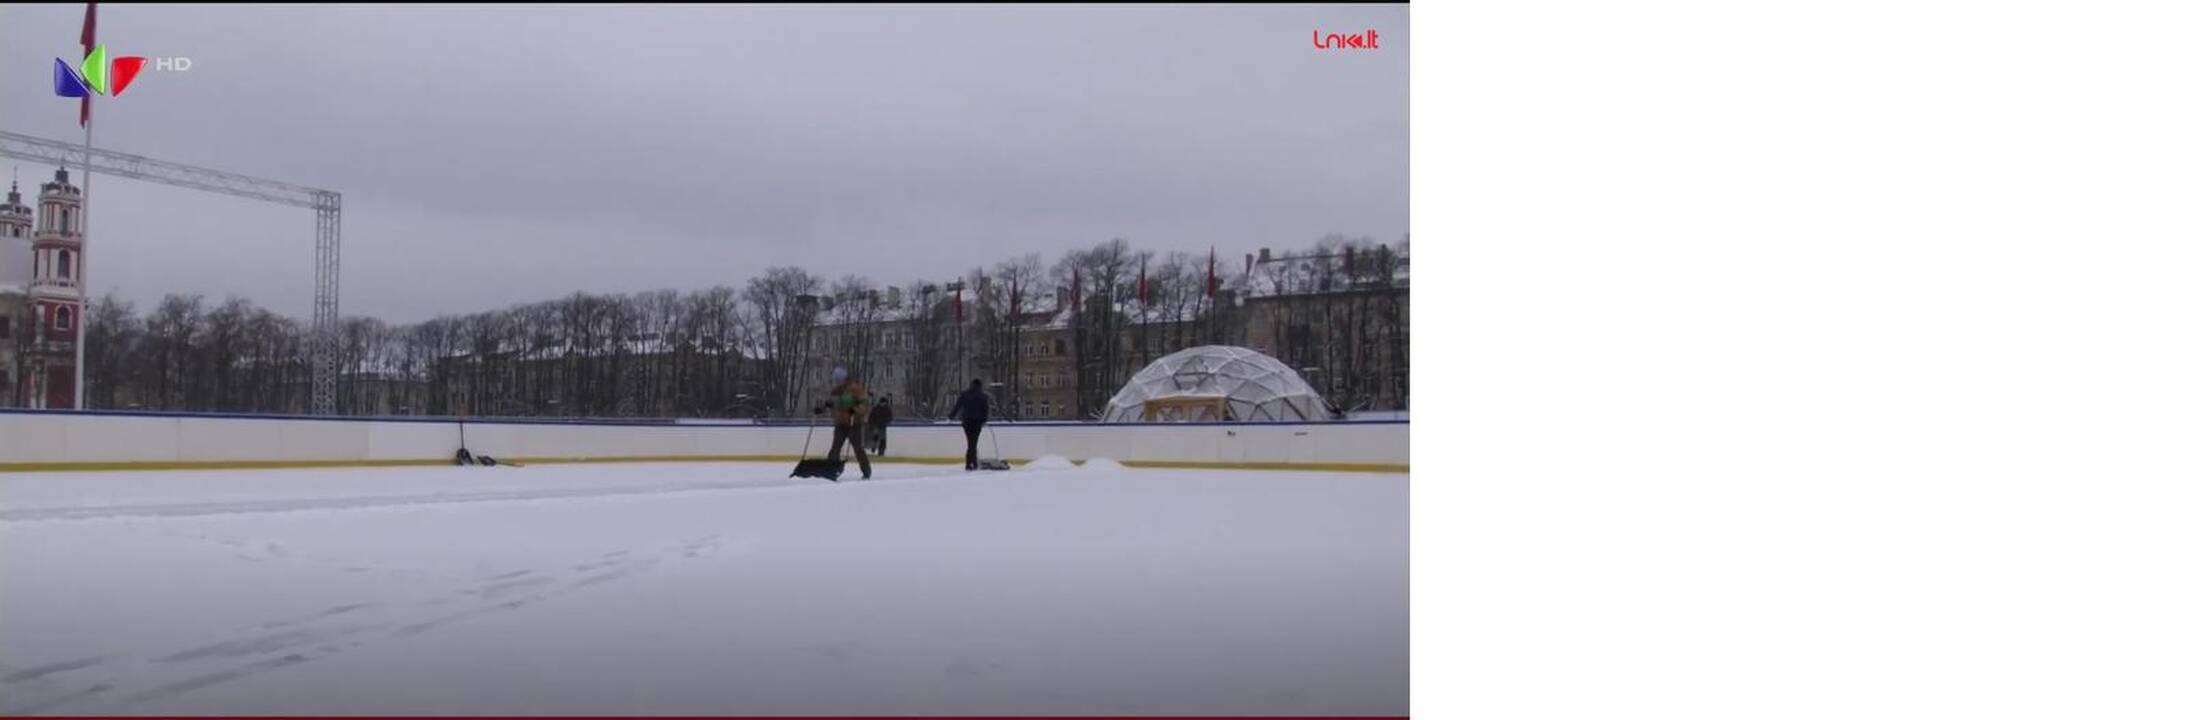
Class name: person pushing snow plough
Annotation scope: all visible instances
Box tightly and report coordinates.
[949,378,1006,471]
[822,366,873,481]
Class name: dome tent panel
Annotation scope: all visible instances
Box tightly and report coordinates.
[1101,345,1328,423]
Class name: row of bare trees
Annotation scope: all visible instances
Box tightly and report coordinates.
[68,236,1406,418]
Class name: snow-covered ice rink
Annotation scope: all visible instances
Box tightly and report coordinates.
[0,460,1407,715]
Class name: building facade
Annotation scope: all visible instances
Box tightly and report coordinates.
[0,169,86,409]
[1240,245,1410,414]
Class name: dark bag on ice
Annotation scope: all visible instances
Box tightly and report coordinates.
[790,458,844,480]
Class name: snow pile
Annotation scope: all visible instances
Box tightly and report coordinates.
[1021,455,1079,470]
[1079,457,1128,472]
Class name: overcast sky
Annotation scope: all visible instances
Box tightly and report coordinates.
[1,3,1406,323]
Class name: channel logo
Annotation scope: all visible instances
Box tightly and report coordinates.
[53,44,151,98]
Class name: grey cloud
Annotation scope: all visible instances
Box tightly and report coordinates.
[2,3,1406,323]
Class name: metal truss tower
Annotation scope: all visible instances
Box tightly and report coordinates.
[0,130,343,414]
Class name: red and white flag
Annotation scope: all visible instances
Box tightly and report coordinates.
[1137,257,1148,304]
[1205,248,1217,298]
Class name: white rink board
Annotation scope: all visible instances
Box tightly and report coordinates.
[0,412,1407,469]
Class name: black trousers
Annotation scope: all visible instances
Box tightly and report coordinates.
[870,424,889,455]
[962,421,985,469]
[827,424,871,479]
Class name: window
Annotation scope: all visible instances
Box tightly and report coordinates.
[1055,340,1066,355]
[58,250,71,278]
[55,306,72,332]
[0,316,9,338]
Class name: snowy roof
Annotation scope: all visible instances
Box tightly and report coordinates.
[986,290,1218,329]
[1100,345,1329,423]
[439,332,742,362]
[1243,247,1409,298]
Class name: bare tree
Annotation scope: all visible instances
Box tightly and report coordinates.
[684,284,750,417]
[902,280,956,418]
[142,294,206,410]
[743,267,822,414]
[824,275,887,385]
[70,234,1406,418]
[84,292,141,409]
[1060,239,1134,417]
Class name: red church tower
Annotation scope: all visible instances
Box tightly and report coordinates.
[25,167,84,409]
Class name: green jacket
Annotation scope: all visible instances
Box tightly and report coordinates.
[828,380,869,427]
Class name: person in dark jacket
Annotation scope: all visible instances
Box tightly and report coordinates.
[947,378,992,470]
[869,395,894,456]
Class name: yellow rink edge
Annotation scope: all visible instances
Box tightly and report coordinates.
[0,454,1406,474]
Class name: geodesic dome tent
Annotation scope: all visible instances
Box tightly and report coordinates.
[1100,345,1330,423]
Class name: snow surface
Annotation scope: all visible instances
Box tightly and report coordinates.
[1021,454,1079,470]
[0,461,1406,715]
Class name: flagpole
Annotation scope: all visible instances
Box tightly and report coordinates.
[72,0,95,411]
[74,79,91,410]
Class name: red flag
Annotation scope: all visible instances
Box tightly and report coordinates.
[953,285,963,323]
[1137,257,1148,304]
[1205,248,1217,298]
[80,2,96,127]
[1071,267,1081,315]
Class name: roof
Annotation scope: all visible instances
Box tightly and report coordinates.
[1242,247,1409,298]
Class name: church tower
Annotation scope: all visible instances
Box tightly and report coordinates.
[0,177,29,239]
[0,176,34,407]
[25,166,84,409]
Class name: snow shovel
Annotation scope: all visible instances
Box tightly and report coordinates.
[976,423,1011,471]
[789,405,844,481]
[453,422,476,466]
